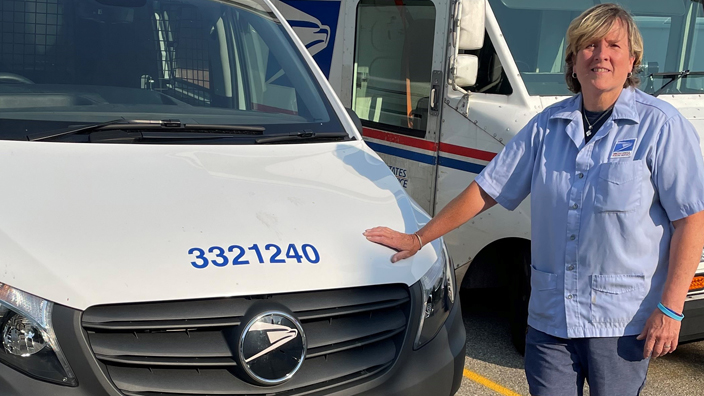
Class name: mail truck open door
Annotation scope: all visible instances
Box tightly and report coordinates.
[347,0,448,213]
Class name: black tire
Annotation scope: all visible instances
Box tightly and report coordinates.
[509,249,531,355]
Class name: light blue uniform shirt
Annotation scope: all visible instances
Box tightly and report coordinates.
[475,88,704,338]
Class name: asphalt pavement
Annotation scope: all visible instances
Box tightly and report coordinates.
[456,290,704,396]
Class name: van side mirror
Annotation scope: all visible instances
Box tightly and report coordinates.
[458,0,485,51]
[346,108,363,134]
[451,0,485,91]
[454,55,479,87]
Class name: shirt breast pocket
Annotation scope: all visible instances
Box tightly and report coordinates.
[594,161,643,213]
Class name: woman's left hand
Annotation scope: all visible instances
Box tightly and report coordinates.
[637,309,681,359]
[363,226,420,263]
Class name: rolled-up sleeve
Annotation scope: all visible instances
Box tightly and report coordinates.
[475,116,540,211]
[653,115,704,221]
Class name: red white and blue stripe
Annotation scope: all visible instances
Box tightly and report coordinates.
[362,127,496,174]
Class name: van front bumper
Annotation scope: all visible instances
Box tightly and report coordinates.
[0,283,466,396]
[334,287,466,396]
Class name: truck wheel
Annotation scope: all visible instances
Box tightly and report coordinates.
[510,249,531,355]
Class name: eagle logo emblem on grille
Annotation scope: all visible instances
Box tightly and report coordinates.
[238,311,306,385]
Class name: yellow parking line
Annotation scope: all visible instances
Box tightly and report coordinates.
[463,368,522,396]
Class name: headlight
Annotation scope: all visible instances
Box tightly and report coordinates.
[414,242,455,349]
[0,283,76,386]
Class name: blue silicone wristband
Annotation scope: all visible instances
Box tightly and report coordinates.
[661,303,684,317]
[658,302,684,321]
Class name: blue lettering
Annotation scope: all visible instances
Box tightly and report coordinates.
[190,243,321,267]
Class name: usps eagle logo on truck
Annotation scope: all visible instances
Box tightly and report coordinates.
[277,1,341,78]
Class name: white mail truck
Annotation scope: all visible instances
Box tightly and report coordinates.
[0,0,466,394]
[277,0,704,352]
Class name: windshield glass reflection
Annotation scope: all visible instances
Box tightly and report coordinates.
[490,0,704,96]
[0,0,343,141]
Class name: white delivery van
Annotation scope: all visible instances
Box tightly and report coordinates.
[0,0,466,394]
[276,0,704,352]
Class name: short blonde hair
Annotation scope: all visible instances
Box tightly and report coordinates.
[565,3,643,93]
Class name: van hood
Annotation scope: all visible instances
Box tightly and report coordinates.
[0,140,435,310]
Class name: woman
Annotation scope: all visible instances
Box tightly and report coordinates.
[364,4,704,395]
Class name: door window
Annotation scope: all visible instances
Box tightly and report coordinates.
[463,32,513,95]
[352,0,435,137]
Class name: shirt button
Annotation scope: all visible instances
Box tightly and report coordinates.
[572,204,578,209]
[567,294,574,299]
[569,235,576,241]
[567,265,575,271]
[578,173,584,179]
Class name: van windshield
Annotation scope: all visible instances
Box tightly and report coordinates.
[490,0,704,96]
[0,0,345,142]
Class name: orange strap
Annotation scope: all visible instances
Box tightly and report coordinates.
[395,0,413,129]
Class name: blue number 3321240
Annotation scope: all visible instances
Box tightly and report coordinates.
[188,243,320,269]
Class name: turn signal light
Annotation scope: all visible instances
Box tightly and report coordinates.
[690,276,704,292]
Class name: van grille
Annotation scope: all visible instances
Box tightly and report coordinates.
[81,285,410,395]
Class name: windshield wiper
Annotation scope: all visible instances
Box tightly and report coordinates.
[27,119,265,141]
[650,70,704,96]
[255,131,352,144]
[85,130,263,143]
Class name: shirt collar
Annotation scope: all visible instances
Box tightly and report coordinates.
[610,87,639,123]
[549,87,640,123]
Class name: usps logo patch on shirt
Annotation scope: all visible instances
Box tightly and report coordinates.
[611,138,636,158]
